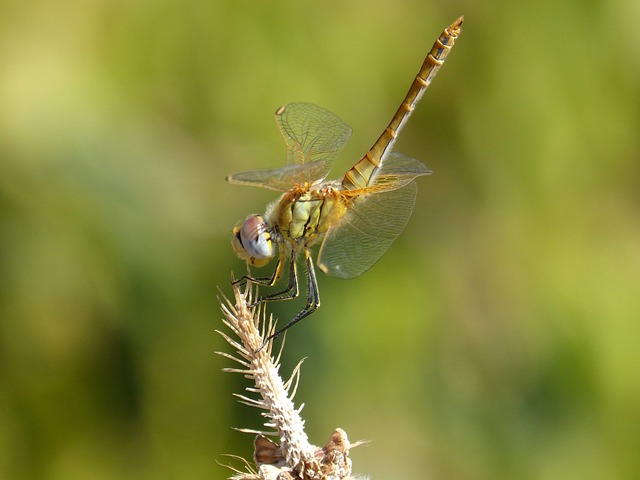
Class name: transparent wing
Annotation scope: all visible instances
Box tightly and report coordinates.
[276,102,352,178]
[226,103,352,191]
[317,181,419,279]
[226,160,327,192]
[369,152,432,192]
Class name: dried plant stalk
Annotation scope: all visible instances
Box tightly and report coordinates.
[217,280,363,480]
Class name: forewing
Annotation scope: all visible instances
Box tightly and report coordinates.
[276,102,352,181]
[317,181,419,279]
[226,160,327,191]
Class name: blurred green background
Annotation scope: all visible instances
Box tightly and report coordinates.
[1,0,639,479]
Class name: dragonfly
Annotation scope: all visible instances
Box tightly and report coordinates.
[228,16,463,343]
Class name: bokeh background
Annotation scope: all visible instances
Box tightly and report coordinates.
[1,0,639,479]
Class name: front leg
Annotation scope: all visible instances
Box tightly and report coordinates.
[233,254,284,288]
[253,253,299,305]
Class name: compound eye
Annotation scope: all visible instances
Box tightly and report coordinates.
[239,215,273,260]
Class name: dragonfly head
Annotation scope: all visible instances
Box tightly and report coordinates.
[232,214,274,267]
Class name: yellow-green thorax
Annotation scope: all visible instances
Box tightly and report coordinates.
[271,183,350,247]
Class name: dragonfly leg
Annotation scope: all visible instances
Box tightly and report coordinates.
[232,255,284,288]
[252,254,299,305]
[262,248,320,345]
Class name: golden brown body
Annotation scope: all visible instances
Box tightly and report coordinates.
[227,17,464,344]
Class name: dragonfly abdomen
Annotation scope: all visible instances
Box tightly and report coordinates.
[341,16,463,192]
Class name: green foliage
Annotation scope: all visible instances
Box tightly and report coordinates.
[1,1,639,478]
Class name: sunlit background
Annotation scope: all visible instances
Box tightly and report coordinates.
[1,0,639,479]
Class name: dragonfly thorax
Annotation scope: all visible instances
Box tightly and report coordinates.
[274,184,349,248]
[232,214,274,267]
